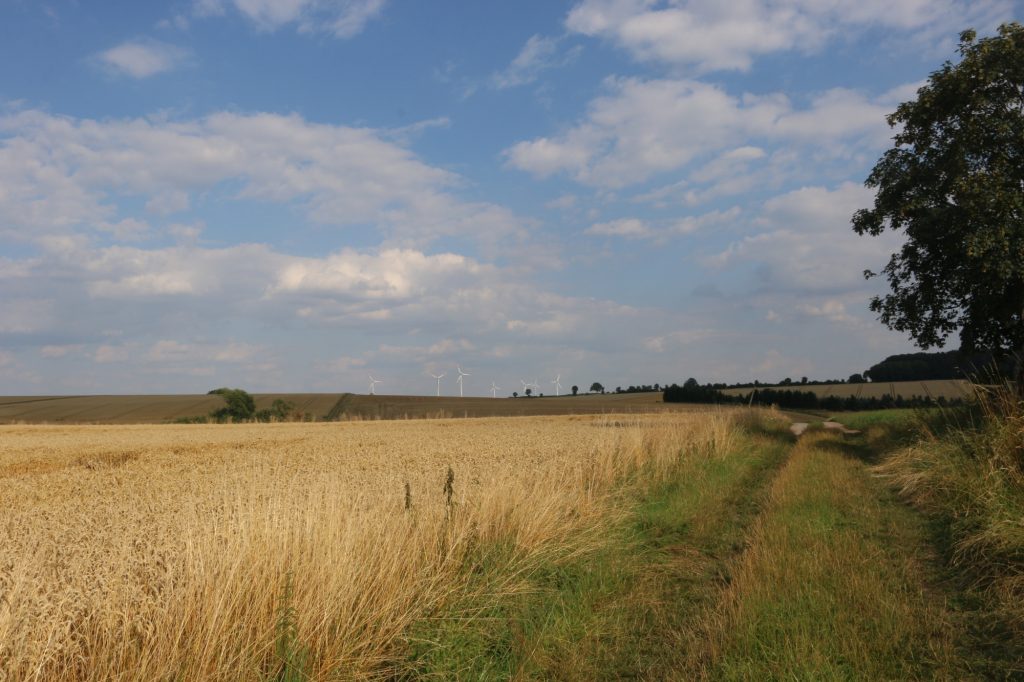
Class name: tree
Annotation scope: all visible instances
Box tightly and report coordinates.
[513,391,518,398]
[848,373,866,384]
[853,23,1024,382]
[590,382,604,393]
[571,385,579,396]
[525,387,532,397]
[210,388,255,422]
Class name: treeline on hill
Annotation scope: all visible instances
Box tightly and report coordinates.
[865,350,1011,382]
[663,379,964,412]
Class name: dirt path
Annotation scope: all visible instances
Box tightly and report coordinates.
[789,422,809,436]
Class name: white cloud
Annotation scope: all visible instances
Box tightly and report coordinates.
[147,339,262,363]
[505,77,894,188]
[0,109,525,246]
[796,299,858,325]
[585,206,740,240]
[98,40,190,78]
[709,182,902,292]
[491,35,582,89]
[565,0,1013,72]
[195,0,386,38]
[644,328,718,352]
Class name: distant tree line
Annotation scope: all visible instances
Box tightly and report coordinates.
[613,384,661,394]
[662,378,964,412]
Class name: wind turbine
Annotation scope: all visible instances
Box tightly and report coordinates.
[456,365,470,397]
[551,374,562,396]
[490,382,500,398]
[368,374,382,395]
[430,372,445,397]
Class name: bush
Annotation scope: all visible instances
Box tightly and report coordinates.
[210,388,256,422]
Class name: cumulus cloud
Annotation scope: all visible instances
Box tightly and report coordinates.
[0,108,525,246]
[504,77,895,188]
[97,39,190,78]
[0,230,675,393]
[194,0,386,38]
[565,0,1013,71]
[709,182,902,293]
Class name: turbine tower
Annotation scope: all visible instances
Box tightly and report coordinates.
[456,365,470,397]
[490,381,500,398]
[430,372,445,397]
[551,374,562,396]
[368,374,382,395]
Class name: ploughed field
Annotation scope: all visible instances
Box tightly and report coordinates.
[0,390,681,424]
[0,412,729,680]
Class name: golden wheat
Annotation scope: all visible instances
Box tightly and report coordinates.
[0,411,733,680]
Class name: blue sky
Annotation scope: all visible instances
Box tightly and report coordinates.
[0,0,1019,396]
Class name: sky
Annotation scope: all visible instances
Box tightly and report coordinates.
[0,0,1020,396]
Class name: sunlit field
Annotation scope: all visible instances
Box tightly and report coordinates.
[0,412,733,680]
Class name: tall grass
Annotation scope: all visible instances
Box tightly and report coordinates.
[874,382,1024,640]
[0,412,735,680]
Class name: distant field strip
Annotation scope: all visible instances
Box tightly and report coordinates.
[720,379,974,401]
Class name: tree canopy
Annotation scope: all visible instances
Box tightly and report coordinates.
[853,23,1024,360]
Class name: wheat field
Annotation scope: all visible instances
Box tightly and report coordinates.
[0,412,733,680]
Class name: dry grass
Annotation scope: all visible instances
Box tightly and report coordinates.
[0,411,733,680]
[873,385,1024,642]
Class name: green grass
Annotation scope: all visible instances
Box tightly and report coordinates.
[402,417,792,680]
[700,430,966,680]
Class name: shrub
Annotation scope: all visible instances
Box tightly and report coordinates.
[210,388,256,422]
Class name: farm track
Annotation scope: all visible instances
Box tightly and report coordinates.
[684,425,987,679]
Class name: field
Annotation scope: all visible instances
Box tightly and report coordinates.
[0,391,681,424]
[0,412,731,680]
[719,378,974,401]
[2,407,1017,679]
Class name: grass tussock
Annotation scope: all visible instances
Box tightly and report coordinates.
[0,411,736,681]
[873,384,1024,643]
